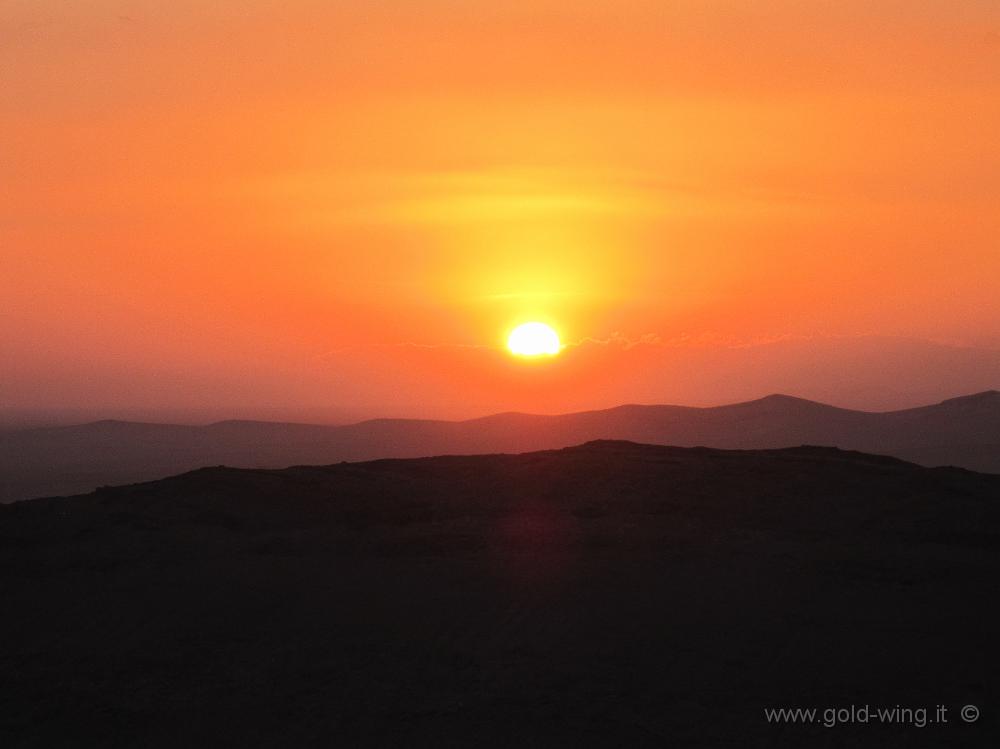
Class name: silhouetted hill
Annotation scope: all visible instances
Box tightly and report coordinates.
[2,441,998,747]
[2,391,998,503]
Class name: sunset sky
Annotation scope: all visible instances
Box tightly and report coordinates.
[3,1,999,422]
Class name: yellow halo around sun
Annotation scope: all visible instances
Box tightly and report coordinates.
[507,322,562,357]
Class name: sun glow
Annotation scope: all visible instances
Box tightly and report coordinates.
[507,322,562,357]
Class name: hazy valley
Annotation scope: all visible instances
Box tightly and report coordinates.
[3,390,998,504]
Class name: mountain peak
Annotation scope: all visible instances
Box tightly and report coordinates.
[738,393,832,409]
[759,393,813,403]
[937,390,1000,407]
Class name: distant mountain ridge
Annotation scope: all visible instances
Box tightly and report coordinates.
[2,390,998,503]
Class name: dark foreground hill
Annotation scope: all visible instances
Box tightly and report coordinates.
[2,441,999,747]
[2,390,999,503]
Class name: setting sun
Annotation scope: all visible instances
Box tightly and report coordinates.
[507,322,562,357]
[3,2,1000,746]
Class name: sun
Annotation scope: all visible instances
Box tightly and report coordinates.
[507,322,562,357]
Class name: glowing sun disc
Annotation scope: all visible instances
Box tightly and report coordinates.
[507,322,561,357]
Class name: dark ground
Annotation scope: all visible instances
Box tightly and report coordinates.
[2,441,999,747]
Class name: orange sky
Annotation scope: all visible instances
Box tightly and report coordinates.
[3,1,999,421]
